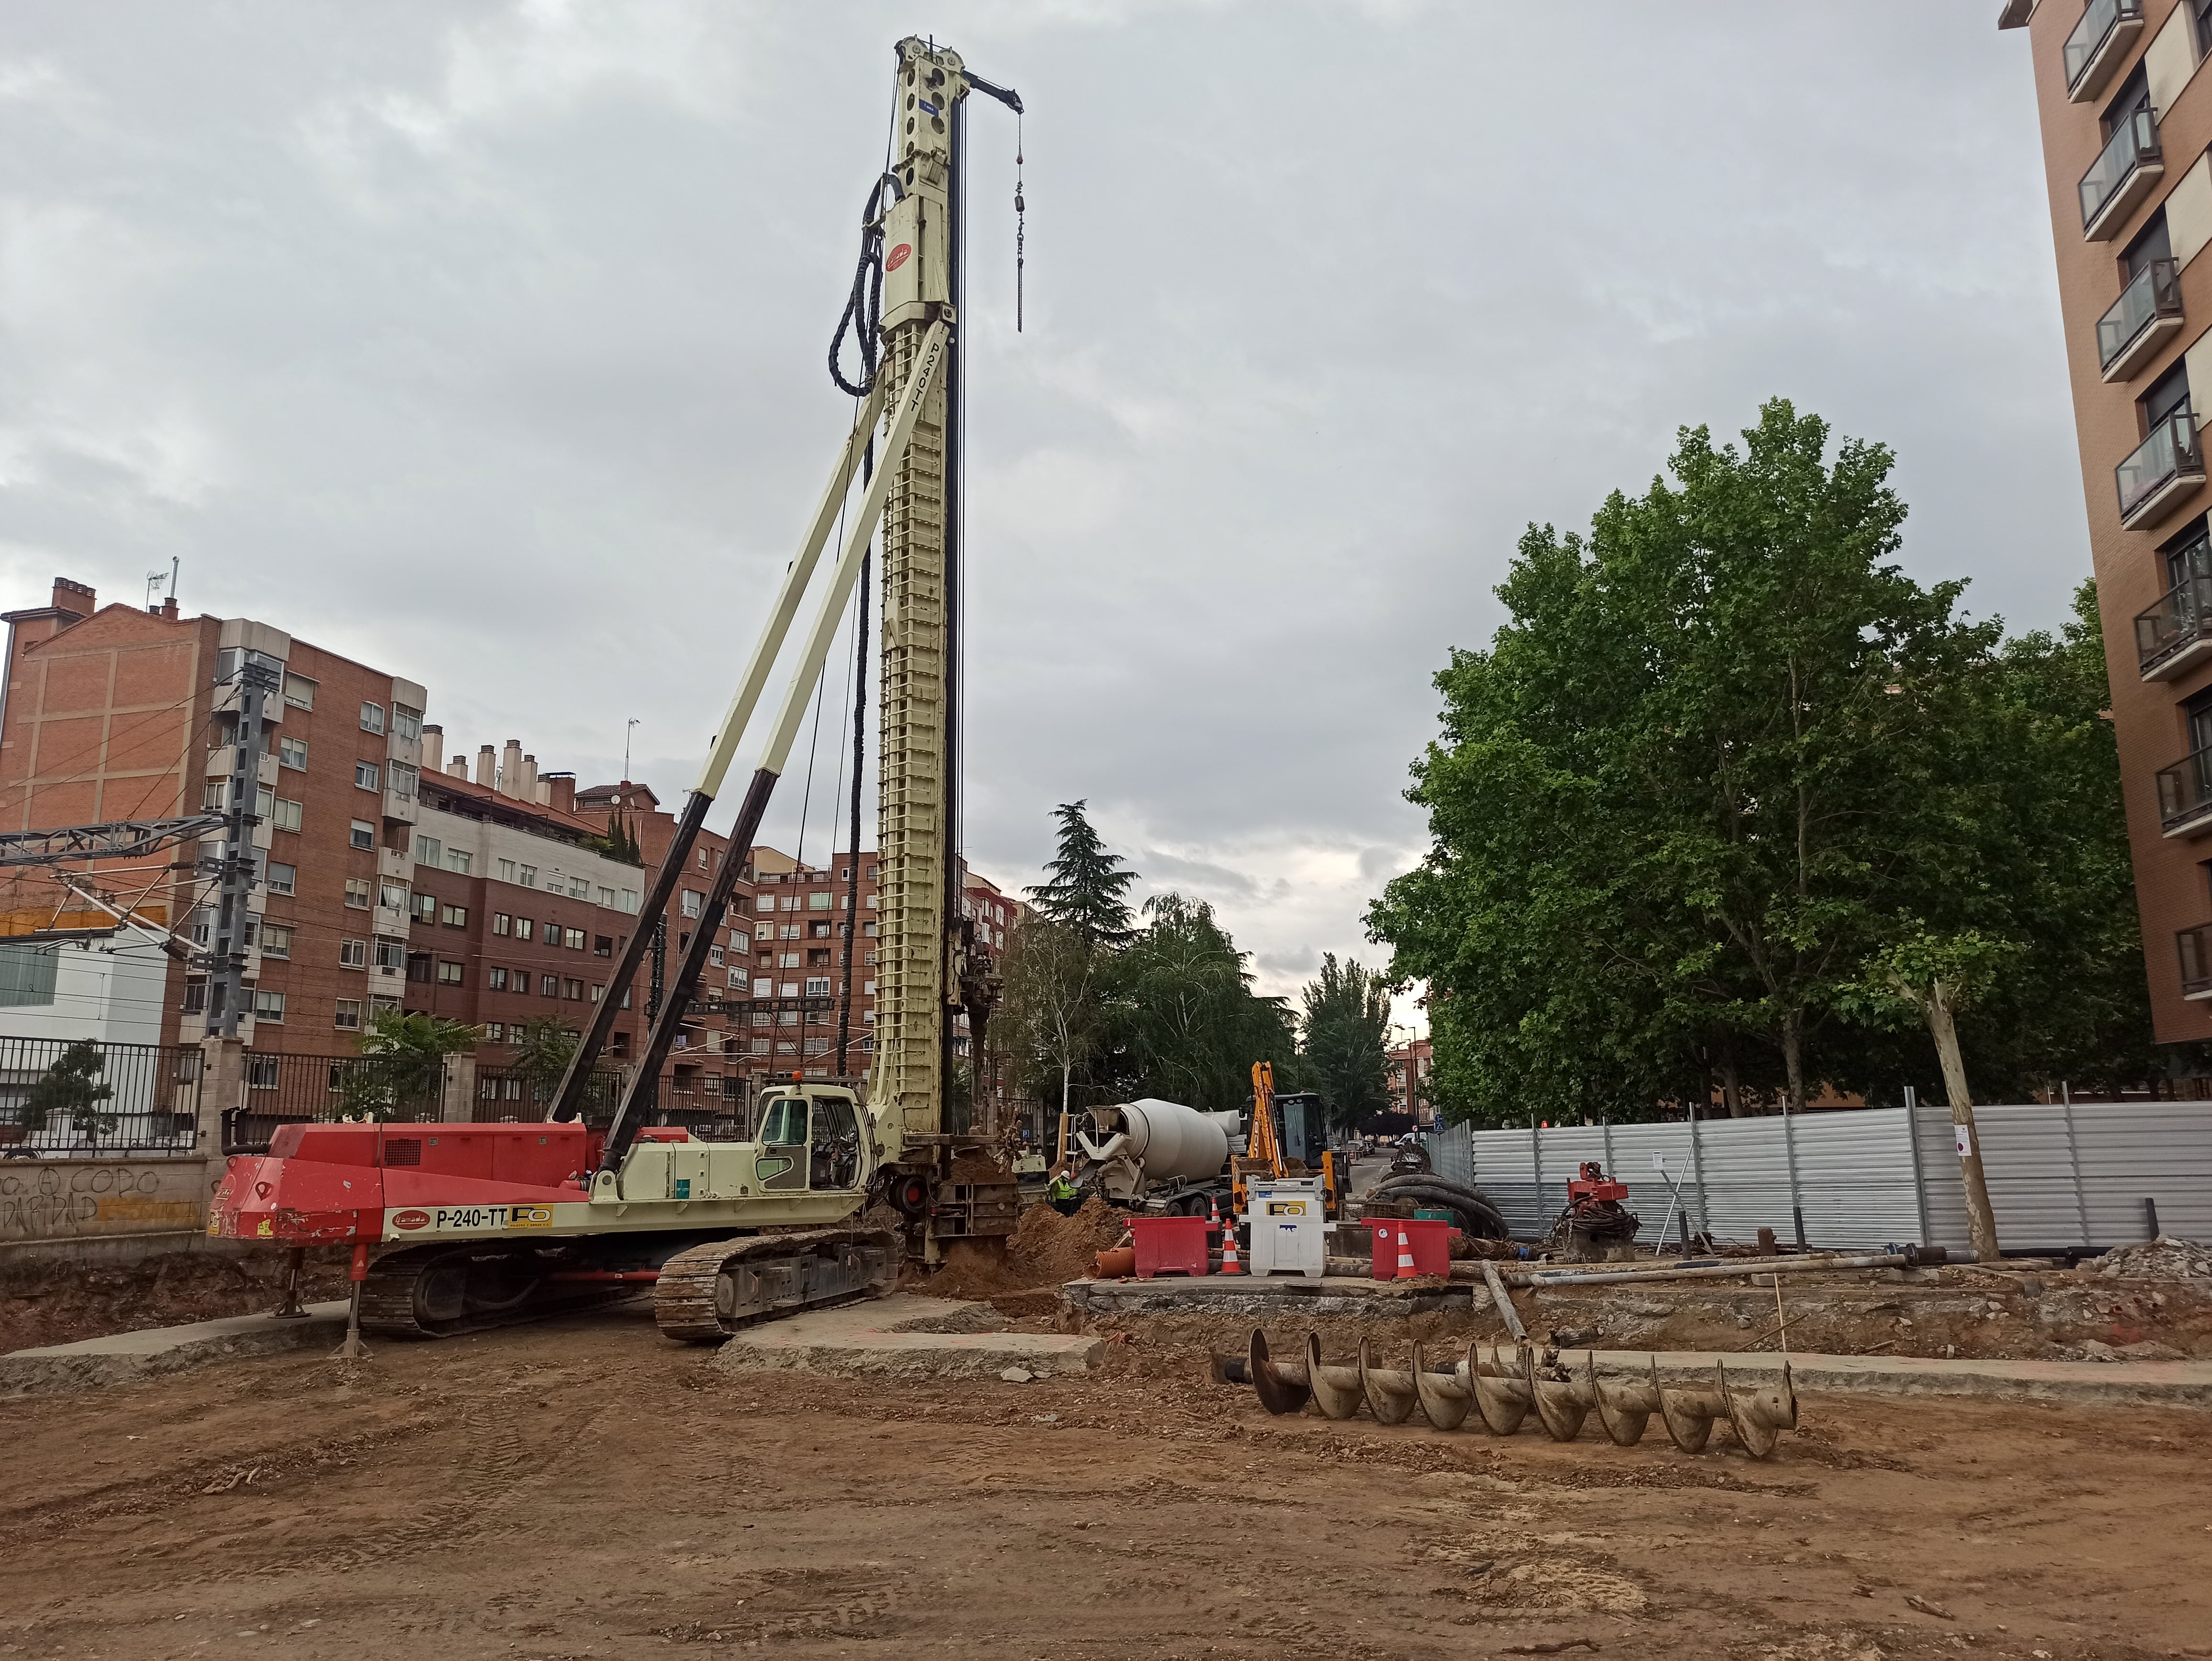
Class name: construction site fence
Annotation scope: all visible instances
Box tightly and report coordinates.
[0,1037,204,1159]
[1428,1097,2212,1254]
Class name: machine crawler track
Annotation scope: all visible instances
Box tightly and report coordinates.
[653,1227,903,1343]
[359,1240,645,1340]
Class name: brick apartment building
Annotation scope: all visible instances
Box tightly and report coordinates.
[2000,0,2212,1054]
[0,578,1026,1117]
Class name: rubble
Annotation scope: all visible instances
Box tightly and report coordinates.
[2086,1235,2212,1279]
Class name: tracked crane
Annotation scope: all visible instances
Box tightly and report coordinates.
[209,37,1024,1340]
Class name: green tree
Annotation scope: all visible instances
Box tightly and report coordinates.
[1111,894,1294,1114]
[20,1040,115,1140]
[507,1015,581,1109]
[344,1010,480,1115]
[1025,801,1138,947]
[993,916,1110,1122]
[1297,954,1394,1129]
[1370,400,2151,1125]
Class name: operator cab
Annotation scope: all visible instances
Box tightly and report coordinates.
[754,1084,863,1193]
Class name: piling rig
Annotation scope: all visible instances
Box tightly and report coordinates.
[210,37,1025,1338]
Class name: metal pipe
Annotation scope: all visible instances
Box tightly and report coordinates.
[1510,1251,1912,1290]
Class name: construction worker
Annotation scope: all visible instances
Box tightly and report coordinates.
[1047,1165,1081,1218]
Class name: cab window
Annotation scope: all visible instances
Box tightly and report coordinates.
[759,1096,807,1146]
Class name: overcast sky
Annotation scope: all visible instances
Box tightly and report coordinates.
[0,2,2079,1025]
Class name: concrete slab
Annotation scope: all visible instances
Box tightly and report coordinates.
[0,1300,350,1397]
[1062,1273,1475,1319]
[716,1293,1104,1379]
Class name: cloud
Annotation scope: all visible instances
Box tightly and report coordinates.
[0,2,2076,1039]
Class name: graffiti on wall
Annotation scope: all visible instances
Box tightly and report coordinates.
[0,1159,207,1241]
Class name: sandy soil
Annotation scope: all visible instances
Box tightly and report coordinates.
[0,1248,354,1354]
[3,1296,2208,1661]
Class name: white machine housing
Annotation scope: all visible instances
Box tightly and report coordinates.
[1246,1176,1327,1279]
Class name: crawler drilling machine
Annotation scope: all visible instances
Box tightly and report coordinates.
[211,37,1026,1340]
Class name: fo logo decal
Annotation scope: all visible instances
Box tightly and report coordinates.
[886,243,912,272]
[393,1208,431,1230]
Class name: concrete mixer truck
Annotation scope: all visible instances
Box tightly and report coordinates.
[1071,1098,1246,1216]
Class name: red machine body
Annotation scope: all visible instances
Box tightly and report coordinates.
[1566,1161,1628,1208]
[209,1121,609,1246]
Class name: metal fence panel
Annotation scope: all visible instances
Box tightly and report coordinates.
[1787,1108,1923,1251]
[0,1037,203,1159]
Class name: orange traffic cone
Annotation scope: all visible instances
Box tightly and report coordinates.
[1219,1212,1243,1275]
[1395,1223,1418,1279]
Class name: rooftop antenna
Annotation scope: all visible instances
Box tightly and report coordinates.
[624,717,641,782]
[144,570,165,610]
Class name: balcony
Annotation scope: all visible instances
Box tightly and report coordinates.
[2116,412,2204,529]
[2067,0,2146,104]
[2081,108,2162,241]
[2156,744,2212,836]
[2135,569,2212,680]
[2182,925,2212,998]
[2099,257,2182,382]
[377,846,410,882]
[382,784,419,825]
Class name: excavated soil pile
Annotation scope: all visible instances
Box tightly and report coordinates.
[2086,1235,2212,1278]
[908,1196,1128,1308]
[0,1247,354,1355]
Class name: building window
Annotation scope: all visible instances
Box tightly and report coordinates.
[596,886,615,908]
[271,797,302,833]
[589,984,603,1003]
[438,961,465,986]
[728,968,745,989]
[266,861,297,897]
[380,881,409,911]
[519,864,538,888]
[808,892,830,912]
[497,858,516,883]
[489,967,508,991]
[564,927,586,950]
[863,922,877,937]
[755,896,774,915]
[618,888,639,913]
[415,834,441,865]
[253,990,286,1022]
[345,877,372,909]
[182,978,208,1014]
[778,952,800,969]
[259,923,293,960]
[730,930,750,952]
[392,704,422,741]
[805,976,831,997]
[359,701,385,734]
[414,891,437,923]
[541,974,560,997]
[562,977,583,1000]
[282,673,316,710]
[355,761,380,792]
[682,889,704,919]
[369,994,399,1017]
[484,1021,504,1042]
[334,998,362,1030]
[375,939,404,971]
[709,946,725,967]
[279,736,307,771]
[347,819,374,851]
[515,918,535,942]
[387,762,417,798]
[445,848,472,875]
[338,938,366,968]
[493,913,511,936]
[443,904,468,928]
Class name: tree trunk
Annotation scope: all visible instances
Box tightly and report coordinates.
[1925,984,2000,1263]
[1720,1041,1747,1118]
[1054,1062,1073,1166]
[1780,1010,1807,1116]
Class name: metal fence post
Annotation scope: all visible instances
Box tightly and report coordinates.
[1688,1099,1710,1240]
[1530,1113,1544,1231]
[1782,1095,1806,1246]
[1903,1084,1930,1246]
[2060,1081,2090,1249]
[1601,1114,1615,1179]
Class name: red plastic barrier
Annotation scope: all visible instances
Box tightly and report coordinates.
[1367,1218,1451,1281]
[1128,1214,1212,1279]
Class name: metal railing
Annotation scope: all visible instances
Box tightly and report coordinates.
[471,1065,624,1124]
[2180,926,2212,998]
[2135,565,2212,675]
[2117,410,2203,523]
[2098,256,2181,375]
[223,1051,441,1154]
[2066,0,2144,97]
[2081,106,2160,233]
[0,1037,203,1158]
[2157,742,2212,833]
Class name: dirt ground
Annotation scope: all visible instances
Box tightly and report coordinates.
[5,1295,2210,1661]
[0,1247,355,1354]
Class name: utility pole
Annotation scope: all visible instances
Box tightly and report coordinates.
[206,651,278,1036]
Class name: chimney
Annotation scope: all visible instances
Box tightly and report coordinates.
[475,744,496,786]
[447,755,468,777]
[160,595,178,620]
[535,780,552,804]
[421,724,444,775]
[542,771,576,814]
[50,578,94,619]
[519,753,539,800]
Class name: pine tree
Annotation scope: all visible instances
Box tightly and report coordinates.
[1024,800,1138,947]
